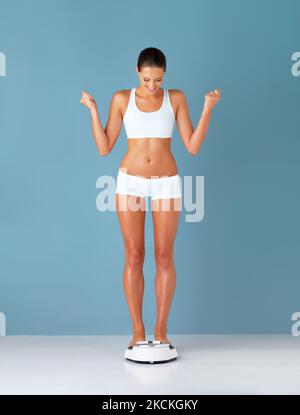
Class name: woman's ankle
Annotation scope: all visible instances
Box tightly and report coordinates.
[154,323,167,338]
[132,322,145,333]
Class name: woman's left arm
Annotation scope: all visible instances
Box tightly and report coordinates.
[176,89,221,155]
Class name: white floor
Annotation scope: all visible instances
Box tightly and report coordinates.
[0,335,299,395]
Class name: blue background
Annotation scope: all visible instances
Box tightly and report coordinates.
[0,0,299,334]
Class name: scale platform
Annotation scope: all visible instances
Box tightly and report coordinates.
[124,340,178,364]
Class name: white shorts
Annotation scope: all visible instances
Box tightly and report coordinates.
[116,169,182,200]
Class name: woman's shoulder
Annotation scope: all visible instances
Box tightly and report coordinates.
[113,89,132,105]
[110,89,131,104]
[112,90,132,118]
[116,88,132,95]
[168,90,185,113]
[168,89,184,97]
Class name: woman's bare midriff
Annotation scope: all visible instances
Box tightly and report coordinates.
[119,138,178,178]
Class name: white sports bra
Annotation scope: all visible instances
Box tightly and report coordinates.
[123,87,176,139]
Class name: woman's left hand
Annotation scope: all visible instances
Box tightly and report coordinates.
[203,88,221,111]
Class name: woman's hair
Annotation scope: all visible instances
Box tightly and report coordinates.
[137,47,166,72]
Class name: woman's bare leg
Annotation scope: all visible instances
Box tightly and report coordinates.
[151,197,182,344]
[116,194,147,346]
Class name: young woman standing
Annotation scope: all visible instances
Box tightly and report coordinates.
[80,47,221,347]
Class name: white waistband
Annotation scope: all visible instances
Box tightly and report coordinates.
[118,169,179,181]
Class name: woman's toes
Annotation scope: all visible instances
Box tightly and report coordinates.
[154,337,171,345]
[128,336,146,347]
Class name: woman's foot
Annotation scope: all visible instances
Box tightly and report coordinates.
[128,324,146,347]
[154,325,171,344]
[154,336,172,345]
[154,323,171,344]
[128,336,146,347]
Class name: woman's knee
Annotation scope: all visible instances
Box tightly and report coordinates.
[125,245,145,268]
[155,248,173,269]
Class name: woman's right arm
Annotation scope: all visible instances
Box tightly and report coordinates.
[80,90,123,156]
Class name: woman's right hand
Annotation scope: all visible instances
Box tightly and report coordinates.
[80,90,98,111]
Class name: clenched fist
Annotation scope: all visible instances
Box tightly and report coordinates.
[204,88,221,111]
[80,90,98,111]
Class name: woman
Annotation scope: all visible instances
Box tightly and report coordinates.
[80,47,221,347]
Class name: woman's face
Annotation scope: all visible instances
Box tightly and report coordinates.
[136,66,164,94]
